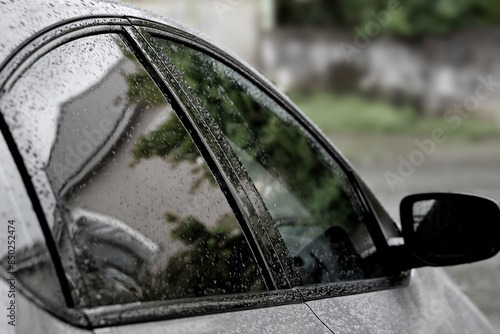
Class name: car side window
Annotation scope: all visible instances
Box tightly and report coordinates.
[153,38,391,285]
[0,34,265,308]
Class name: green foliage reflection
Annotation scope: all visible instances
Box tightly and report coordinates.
[116,40,215,189]
[143,212,263,300]
[153,38,361,234]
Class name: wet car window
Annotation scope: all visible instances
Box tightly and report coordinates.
[0,132,65,307]
[0,34,265,307]
[153,37,390,285]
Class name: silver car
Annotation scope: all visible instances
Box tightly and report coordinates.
[1,1,499,333]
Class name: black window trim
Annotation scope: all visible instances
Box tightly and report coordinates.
[83,289,304,328]
[130,18,410,297]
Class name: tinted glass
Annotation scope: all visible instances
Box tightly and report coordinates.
[154,38,389,284]
[0,133,65,307]
[0,34,264,307]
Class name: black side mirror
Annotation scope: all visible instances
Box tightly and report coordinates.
[400,192,500,267]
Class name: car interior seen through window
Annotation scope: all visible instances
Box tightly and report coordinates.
[0,33,265,308]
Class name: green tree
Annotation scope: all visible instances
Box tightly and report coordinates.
[276,0,500,36]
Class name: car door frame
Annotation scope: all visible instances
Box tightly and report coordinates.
[0,16,306,330]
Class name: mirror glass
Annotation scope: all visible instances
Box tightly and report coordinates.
[407,194,500,264]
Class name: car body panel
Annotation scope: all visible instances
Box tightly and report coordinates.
[307,268,495,334]
[0,262,90,334]
[93,303,332,334]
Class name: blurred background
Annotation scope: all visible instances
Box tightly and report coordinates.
[125,0,500,329]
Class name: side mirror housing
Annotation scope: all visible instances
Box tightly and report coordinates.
[400,192,500,267]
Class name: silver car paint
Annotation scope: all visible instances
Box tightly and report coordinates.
[308,268,495,334]
[0,279,91,334]
[93,303,332,334]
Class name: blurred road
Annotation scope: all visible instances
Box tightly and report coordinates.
[331,134,500,331]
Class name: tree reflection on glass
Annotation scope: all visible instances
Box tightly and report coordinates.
[152,38,360,234]
[130,114,216,191]
[119,43,216,190]
[142,212,263,300]
[47,36,265,307]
